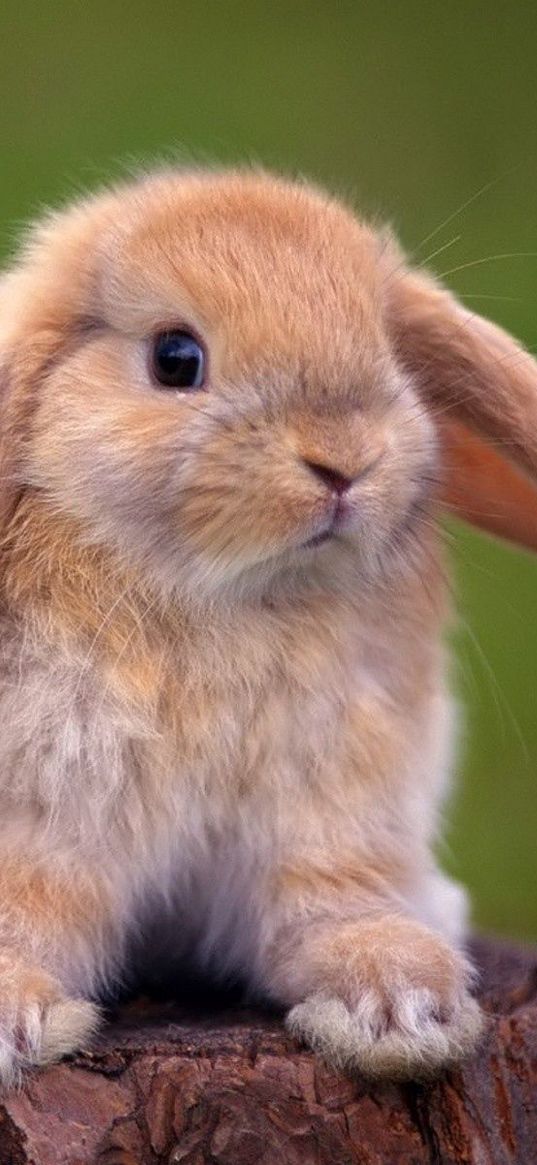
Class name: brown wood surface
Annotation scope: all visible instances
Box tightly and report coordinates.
[0,936,536,1165]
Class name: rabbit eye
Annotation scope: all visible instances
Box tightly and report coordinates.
[151,331,205,390]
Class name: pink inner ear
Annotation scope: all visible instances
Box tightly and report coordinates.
[439,419,537,552]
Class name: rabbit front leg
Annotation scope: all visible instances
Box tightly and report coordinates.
[0,855,117,1086]
[255,867,483,1080]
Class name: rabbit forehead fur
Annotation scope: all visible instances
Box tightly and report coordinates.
[98,171,389,372]
[0,169,438,602]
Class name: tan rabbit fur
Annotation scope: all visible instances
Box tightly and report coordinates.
[0,167,536,1087]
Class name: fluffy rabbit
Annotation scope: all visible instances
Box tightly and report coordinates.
[0,167,535,1088]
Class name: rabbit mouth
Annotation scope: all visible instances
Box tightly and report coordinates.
[300,497,354,550]
[302,528,335,550]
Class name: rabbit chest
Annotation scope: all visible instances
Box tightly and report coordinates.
[1,587,448,862]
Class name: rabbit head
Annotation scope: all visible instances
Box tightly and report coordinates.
[0,168,536,613]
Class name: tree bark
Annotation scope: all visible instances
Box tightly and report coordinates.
[0,936,535,1165]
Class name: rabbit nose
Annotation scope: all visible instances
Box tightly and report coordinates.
[302,459,356,495]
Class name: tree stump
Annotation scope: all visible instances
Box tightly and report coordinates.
[0,936,535,1165]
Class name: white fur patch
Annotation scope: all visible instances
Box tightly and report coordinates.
[286,987,483,1080]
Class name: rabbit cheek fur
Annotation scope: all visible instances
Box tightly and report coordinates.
[0,169,503,1087]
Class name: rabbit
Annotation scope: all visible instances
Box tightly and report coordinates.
[0,166,536,1089]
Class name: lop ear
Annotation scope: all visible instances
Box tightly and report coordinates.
[0,329,65,538]
[387,266,537,551]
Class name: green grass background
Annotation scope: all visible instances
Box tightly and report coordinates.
[1,1,536,938]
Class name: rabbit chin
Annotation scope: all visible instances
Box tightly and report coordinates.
[159,515,426,607]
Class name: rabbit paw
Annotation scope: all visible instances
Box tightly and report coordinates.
[285,920,484,1080]
[0,961,99,1088]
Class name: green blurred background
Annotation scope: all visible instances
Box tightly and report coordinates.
[1,1,536,938]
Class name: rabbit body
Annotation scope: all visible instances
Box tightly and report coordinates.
[0,168,513,1084]
[0,523,471,1084]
